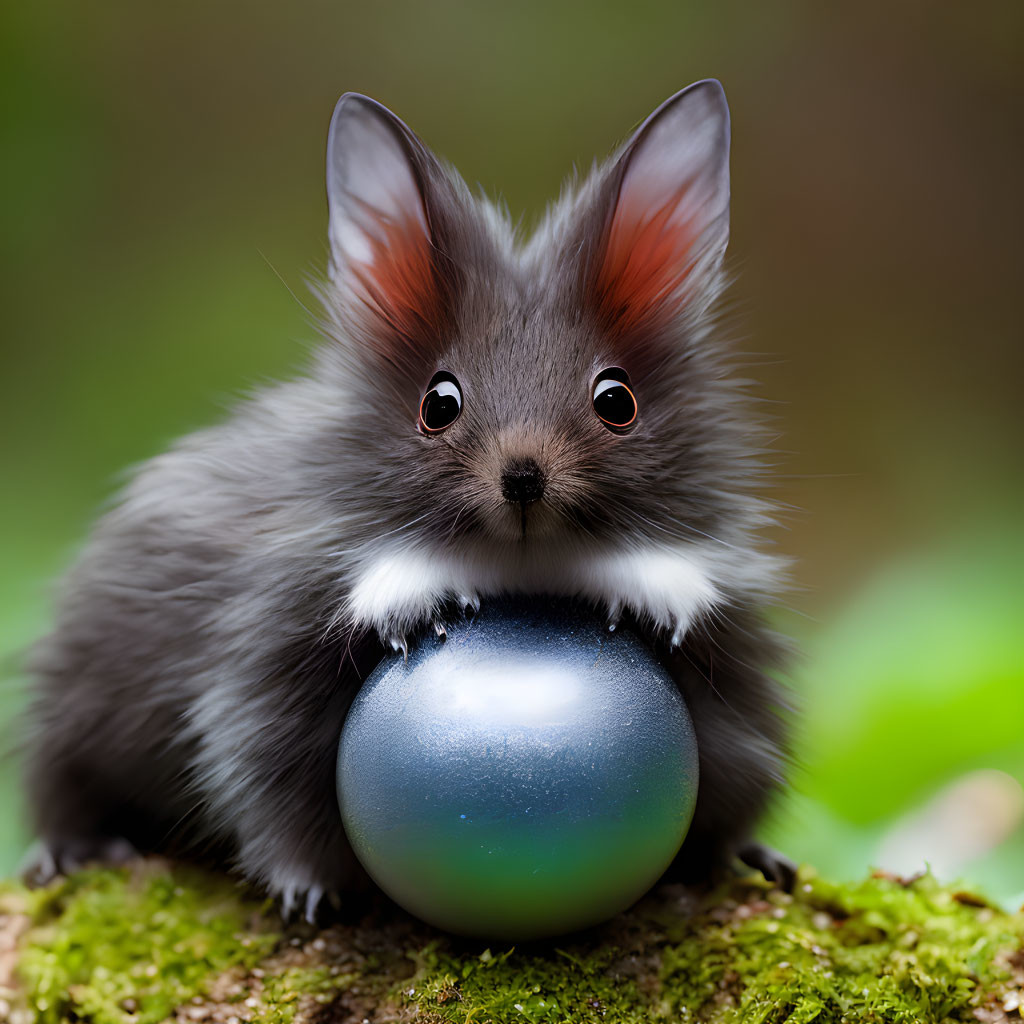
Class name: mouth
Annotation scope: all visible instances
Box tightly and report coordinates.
[483,495,555,544]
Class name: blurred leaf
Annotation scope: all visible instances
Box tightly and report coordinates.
[765,531,1024,904]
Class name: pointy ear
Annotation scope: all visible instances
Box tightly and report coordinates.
[588,79,731,339]
[326,94,445,351]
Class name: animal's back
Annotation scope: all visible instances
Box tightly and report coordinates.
[22,375,369,879]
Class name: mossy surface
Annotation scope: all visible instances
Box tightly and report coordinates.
[2,862,277,1024]
[2,862,1022,1024]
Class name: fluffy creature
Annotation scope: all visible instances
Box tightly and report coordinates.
[21,80,795,920]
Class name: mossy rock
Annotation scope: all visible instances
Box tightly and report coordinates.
[1,860,1022,1024]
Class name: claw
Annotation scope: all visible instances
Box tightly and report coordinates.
[433,621,447,640]
[304,885,324,925]
[737,842,798,892]
[389,634,409,662]
[603,600,621,634]
[280,885,298,921]
[21,836,138,886]
[276,879,340,923]
[19,841,58,888]
[460,593,481,617]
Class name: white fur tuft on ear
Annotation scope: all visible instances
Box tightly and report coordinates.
[324,94,442,345]
[326,93,428,277]
[622,79,730,253]
[595,79,731,335]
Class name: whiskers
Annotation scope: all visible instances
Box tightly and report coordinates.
[323,510,434,561]
[443,496,478,546]
[612,500,737,551]
[548,495,599,541]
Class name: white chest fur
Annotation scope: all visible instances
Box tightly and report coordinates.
[343,538,777,649]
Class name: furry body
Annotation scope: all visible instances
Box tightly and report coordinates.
[22,82,794,916]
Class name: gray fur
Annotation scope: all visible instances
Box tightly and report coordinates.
[21,80,795,913]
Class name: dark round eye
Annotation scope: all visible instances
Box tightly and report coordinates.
[418,371,463,434]
[592,367,637,432]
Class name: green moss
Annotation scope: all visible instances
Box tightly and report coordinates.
[243,964,352,1024]
[5,864,1023,1024]
[405,871,1024,1023]
[407,943,654,1023]
[656,872,1024,1023]
[9,861,277,1024]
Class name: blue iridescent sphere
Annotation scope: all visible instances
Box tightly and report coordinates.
[337,596,698,940]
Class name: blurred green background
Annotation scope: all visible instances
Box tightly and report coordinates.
[2,2,1022,903]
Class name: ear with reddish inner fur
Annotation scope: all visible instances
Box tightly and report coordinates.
[587,80,731,355]
[326,94,449,361]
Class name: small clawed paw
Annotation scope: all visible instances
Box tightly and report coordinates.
[19,841,59,888]
[278,883,341,925]
[20,836,139,887]
[737,842,798,892]
[378,592,481,654]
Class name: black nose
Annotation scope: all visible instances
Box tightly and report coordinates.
[501,458,546,505]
